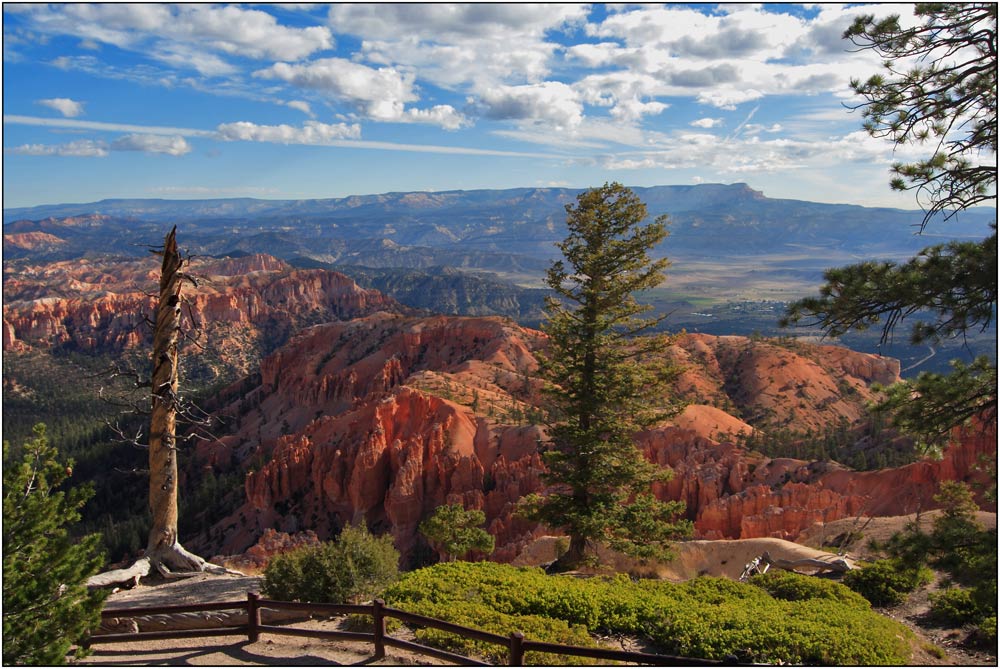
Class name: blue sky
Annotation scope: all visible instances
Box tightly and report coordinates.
[3,3,936,209]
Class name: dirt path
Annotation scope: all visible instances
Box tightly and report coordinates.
[79,621,444,666]
[82,574,444,666]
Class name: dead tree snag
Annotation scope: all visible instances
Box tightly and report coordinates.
[88,228,240,588]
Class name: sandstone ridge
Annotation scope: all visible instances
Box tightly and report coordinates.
[193,312,992,563]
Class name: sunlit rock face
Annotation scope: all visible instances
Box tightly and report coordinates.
[197,311,989,563]
[2,253,404,377]
[12,250,984,563]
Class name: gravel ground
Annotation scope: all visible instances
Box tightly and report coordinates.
[80,574,448,666]
[79,620,445,666]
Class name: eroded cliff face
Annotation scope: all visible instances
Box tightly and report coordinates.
[2,253,405,377]
[8,252,988,563]
[197,314,548,560]
[194,312,992,563]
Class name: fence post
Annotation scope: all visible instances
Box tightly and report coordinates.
[509,631,525,666]
[247,592,261,643]
[373,598,386,660]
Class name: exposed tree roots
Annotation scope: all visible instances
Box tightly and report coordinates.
[86,542,242,589]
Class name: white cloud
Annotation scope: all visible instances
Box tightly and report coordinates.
[18,4,333,70]
[255,58,469,129]
[37,98,85,117]
[215,120,361,144]
[150,44,236,77]
[691,118,723,128]
[5,133,192,157]
[599,127,926,175]
[111,134,192,156]
[286,100,314,116]
[3,114,214,137]
[5,139,109,157]
[401,105,468,131]
[255,58,416,120]
[697,88,765,110]
[610,98,668,123]
[477,82,583,129]
[330,4,587,89]
[2,114,555,159]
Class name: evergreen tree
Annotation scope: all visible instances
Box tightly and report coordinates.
[419,504,495,562]
[844,3,996,226]
[783,4,997,450]
[522,182,690,568]
[3,424,107,665]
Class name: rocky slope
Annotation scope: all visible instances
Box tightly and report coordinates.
[4,251,991,565]
[2,253,407,379]
[191,312,992,563]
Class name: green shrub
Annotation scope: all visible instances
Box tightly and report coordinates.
[263,524,399,603]
[750,570,869,607]
[383,561,913,665]
[842,558,932,607]
[403,600,598,665]
[974,615,997,646]
[929,588,982,626]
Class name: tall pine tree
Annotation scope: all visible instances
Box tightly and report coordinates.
[523,182,690,569]
[3,424,107,665]
[783,4,996,451]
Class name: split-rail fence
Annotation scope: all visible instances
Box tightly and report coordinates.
[87,591,745,665]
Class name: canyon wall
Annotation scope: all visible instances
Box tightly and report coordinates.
[193,312,992,562]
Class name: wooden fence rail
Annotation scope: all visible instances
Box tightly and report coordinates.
[88,592,739,666]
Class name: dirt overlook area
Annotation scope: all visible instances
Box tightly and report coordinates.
[79,514,997,667]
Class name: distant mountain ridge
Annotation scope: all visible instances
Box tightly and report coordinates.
[5,183,993,259]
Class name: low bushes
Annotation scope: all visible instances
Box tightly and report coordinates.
[262,524,399,603]
[841,558,933,607]
[383,561,913,665]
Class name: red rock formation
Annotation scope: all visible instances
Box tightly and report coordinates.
[665,333,900,432]
[197,312,991,566]
[642,417,995,541]
[12,252,985,563]
[199,314,547,560]
[3,231,68,251]
[2,254,405,377]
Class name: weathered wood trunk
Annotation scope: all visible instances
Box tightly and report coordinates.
[148,226,182,554]
[87,228,240,588]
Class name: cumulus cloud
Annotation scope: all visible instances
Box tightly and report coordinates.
[401,105,468,130]
[331,4,587,89]
[5,139,108,157]
[610,98,668,123]
[215,120,361,144]
[697,88,765,110]
[17,4,333,69]
[37,98,85,117]
[666,64,741,88]
[477,82,583,129]
[691,118,723,128]
[286,100,314,116]
[5,133,192,157]
[255,58,416,120]
[255,58,468,128]
[329,4,586,41]
[600,127,924,175]
[111,134,192,155]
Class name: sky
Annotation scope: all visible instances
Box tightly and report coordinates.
[2,2,939,209]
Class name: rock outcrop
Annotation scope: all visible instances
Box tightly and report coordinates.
[2,253,406,377]
[193,311,992,564]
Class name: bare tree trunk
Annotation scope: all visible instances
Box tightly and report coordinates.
[148,226,182,554]
[88,228,240,588]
